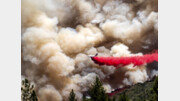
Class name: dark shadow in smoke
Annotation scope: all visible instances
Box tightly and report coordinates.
[132,0,158,14]
[57,11,81,28]
[103,68,126,89]
[147,61,158,71]
[146,61,158,79]
[128,30,158,54]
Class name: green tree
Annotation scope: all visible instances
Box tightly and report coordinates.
[21,78,38,101]
[69,89,77,101]
[148,76,158,101]
[118,93,129,101]
[88,77,109,101]
[153,76,158,94]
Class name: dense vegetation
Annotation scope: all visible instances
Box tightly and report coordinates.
[112,76,158,101]
[69,89,77,101]
[21,79,38,101]
[21,76,158,101]
[69,76,158,101]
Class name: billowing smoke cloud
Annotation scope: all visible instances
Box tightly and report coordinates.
[56,24,105,55]
[21,0,158,100]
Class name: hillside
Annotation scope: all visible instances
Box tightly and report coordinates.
[111,76,158,101]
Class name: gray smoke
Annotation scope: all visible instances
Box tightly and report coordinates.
[21,0,158,100]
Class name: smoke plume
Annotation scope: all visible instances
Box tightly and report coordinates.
[21,0,158,100]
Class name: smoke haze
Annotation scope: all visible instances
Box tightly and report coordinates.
[21,0,158,100]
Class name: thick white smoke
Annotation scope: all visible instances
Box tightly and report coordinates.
[21,0,158,100]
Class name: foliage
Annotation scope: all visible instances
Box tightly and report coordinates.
[82,76,158,101]
[114,76,158,101]
[88,77,109,101]
[21,78,38,101]
[22,75,158,101]
[81,77,109,101]
[153,76,158,94]
[118,93,129,101]
[69,89,77,101]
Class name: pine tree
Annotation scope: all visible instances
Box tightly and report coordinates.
[88,77,109,101]
[153,76,158,94]
[112,97,116,101]
[83,94,86,101]
[21,78,38,101]
[149,76,158,101]
[118,93,129,101]
[69,89,77,101]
